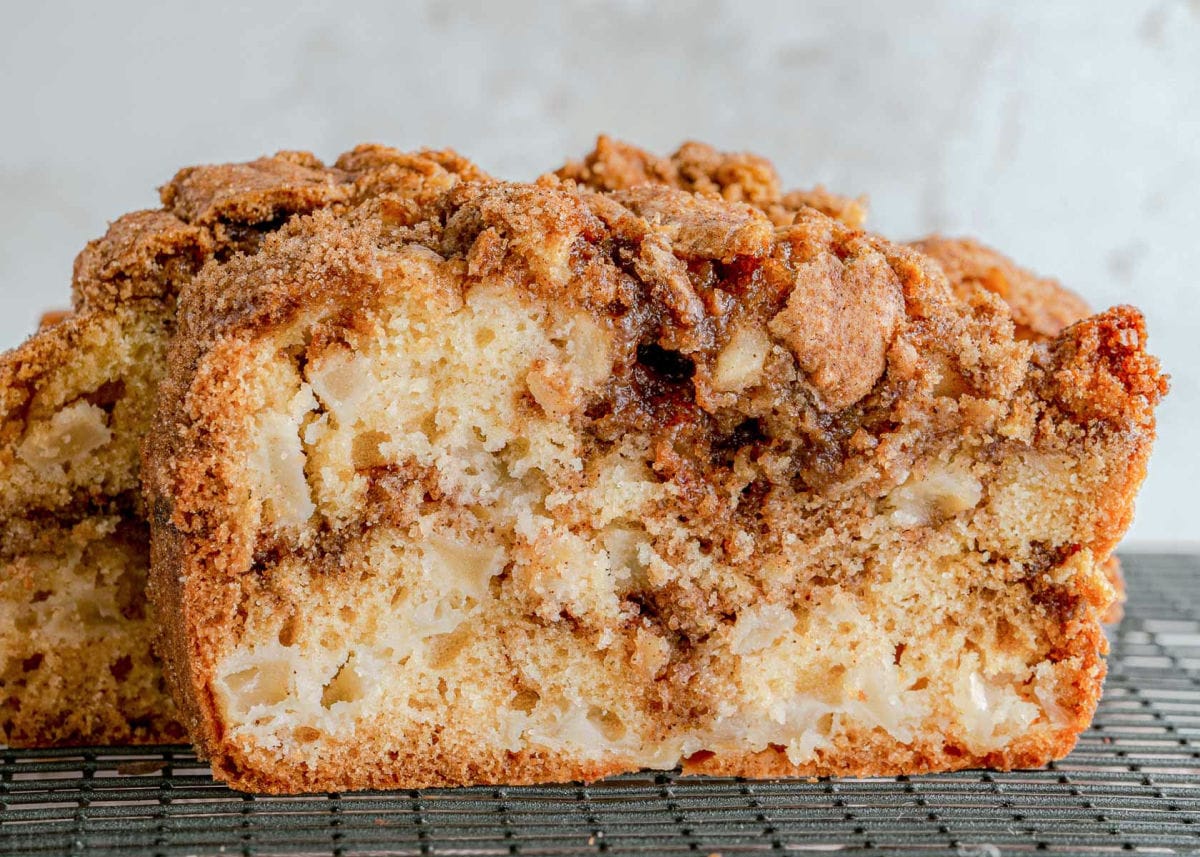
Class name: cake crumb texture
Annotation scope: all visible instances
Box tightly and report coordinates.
[143,141,1164,792]
[2,145,486,746]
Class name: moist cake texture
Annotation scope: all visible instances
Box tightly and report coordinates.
[0,294,188,745]
[554,140,1127,623]
[1,145,483,745]
[910,236,1128,620]
[2,138,1159,771]
[0,140,865,747]
[146,156,1165,792]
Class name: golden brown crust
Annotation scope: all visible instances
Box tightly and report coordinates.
[560,143,1088,350]
[1100,556,1126,624]
[37,310,71,330]
[159,150,350,228]
[912,236,1093,341]
[147,146,1163,792]
[335,143,491,188]
[1046,306,1167,428]
[71,211,212,310]
[556,135,867,228]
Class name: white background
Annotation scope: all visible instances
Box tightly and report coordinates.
[1,1,1196,545]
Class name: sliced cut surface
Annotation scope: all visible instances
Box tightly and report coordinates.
[0,304,184,745]
[0,303,171,521]
[911,235,1128,620]
[0,513,183,745]
[0,144,484,746]
[147,175,1165,793]
[556,138,1128,623]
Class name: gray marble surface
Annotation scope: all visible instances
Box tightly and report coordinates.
[1,0,1196,544]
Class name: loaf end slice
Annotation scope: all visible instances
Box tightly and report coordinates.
[1,145,482,746]
[0,303,184,744]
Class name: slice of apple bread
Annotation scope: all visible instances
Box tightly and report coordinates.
[145,173,1164,792]
[0,302,185,745]
[1,145,482,746]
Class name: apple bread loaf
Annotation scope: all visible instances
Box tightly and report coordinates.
[145,169,1164,792]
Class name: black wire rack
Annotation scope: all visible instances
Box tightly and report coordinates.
[2,553,1198,857]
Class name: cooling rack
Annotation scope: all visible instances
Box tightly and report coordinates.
[2,553,1198,856]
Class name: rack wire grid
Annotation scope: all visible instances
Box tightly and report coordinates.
[2,552,1198,857]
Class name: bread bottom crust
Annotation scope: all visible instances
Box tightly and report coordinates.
[209,711,1095,795]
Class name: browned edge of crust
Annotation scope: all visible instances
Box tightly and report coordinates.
[555,134,869,229]
[1100,556,1126,624]
[912,236,1092,342]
